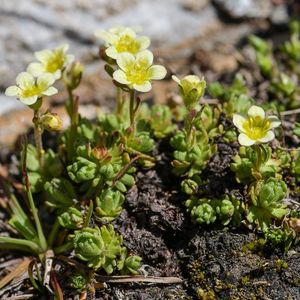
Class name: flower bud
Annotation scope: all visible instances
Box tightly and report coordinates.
[91,146,111,162]
[64,61,84,90]
[172,75,206,109]
[40,113,63,132]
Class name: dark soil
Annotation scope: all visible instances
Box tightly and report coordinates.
[95,140,300,300]
[1,132,300,299]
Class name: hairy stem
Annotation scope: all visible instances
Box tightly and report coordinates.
[116,87,124,115]
[67,87,79,161]
[129,89,136,132]
[33,109,44,169]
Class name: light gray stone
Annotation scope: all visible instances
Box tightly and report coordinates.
[214,0,272,19]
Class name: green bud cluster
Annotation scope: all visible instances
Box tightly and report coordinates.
[73,225,141,275]
[247,178,287,231]
[67,144,135,194]
[231,145,281,184]
[95,188,125,222]
[171,127,217,177]
[185,195,243,226]
[58,207,84,229]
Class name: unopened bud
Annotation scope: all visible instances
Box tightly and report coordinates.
[40,113,63,131]
[64,61,84,90]
[91,146,111,162]
[172,75,206,110]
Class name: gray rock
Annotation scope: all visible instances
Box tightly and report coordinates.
[214,0,272,19]
[270,4,289,25]
[0,0,220,114]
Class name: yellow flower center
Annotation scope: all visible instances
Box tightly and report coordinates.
[20,85,43,98]
[44,50,65,73]
[125,63,150,85]
[242,116,271,140]
[115,35,140,54]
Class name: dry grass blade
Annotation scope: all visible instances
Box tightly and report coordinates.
[4,294,34,300]
[95,275,183,284]
[0,258,31,289]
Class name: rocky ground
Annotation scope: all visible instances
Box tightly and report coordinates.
[0,0,298,145]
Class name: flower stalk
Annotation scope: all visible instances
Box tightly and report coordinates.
[33,108,45,170]
[129,89,136,131]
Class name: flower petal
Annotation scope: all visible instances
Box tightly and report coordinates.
[113,70,129,85]
[267,116,281,129]
[105,46,118,59]
[5,85,19,97]
[148,65,167,80]
[42,86,58,96]
[35,49,53,64]
[137,36,150,50]
[16,72,35,88]
[248,105,265,119]
[37,73,55,89]
[133,82,152,92]
[116,52,135,71]
[53,70,62,80]
[258,131,275,143]
[94,30,118,45]
[20,96,38,106]
[233,113,247,132]
[172,75,181,84]
[66,54,75,64]
[27,62,44,76]
[60,43,69,53]
[136,50,153,68]
[238,133,256,146]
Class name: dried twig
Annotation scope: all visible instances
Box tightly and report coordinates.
[280,108,300,116]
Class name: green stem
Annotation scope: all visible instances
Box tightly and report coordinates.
[129,89,136,132]
[67,87,79,161]
[21,139,47,252]
[116,87,123,115]
[0,236,41,254]
[47,219,60,248]
[254,144,262,170]
[26,183,47,252]
[33,109,44,169]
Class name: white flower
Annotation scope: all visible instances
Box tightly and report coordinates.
[233,105,281,146]
[95,26,150,59]
[113,50,166,92]
[27,44,74,80]
[5,72,57,106]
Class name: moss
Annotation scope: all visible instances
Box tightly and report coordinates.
[197,288,216,300]
[275,259,288,272]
